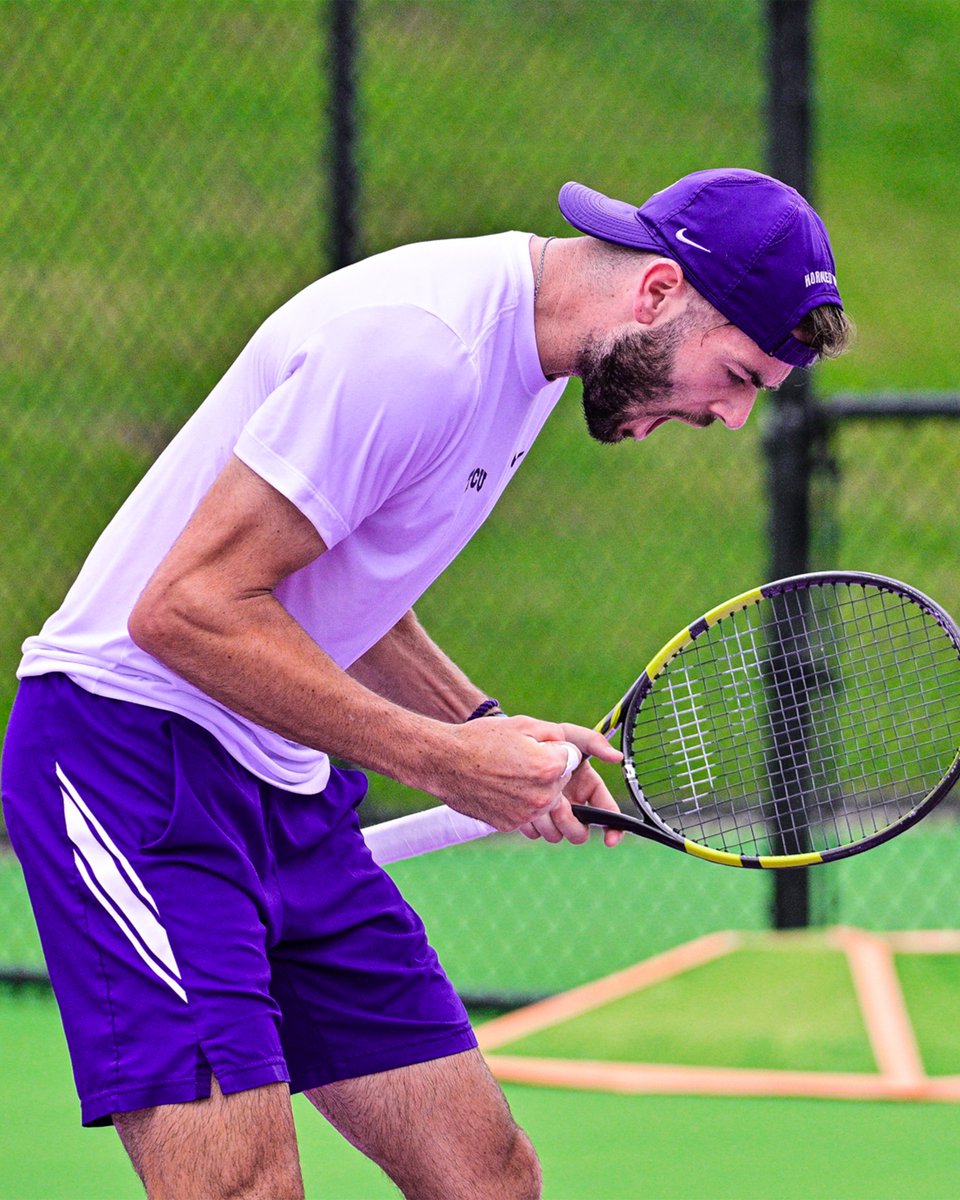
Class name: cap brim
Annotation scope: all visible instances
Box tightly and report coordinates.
[558,180,831,371]
[558,182,665,252]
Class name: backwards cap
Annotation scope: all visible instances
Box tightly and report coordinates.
[558,168,842,368]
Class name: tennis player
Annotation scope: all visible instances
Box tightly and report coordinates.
[2,169,849,1199]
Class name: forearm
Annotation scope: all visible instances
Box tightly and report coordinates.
[130,583,613,835]
[130,587,459,792]
[347,609,497,723]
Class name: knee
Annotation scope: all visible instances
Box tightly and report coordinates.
[217,1157,304,1200]
[130,1143,304,1200]
[503,1123,542,1200]
[114,1079,305,1200]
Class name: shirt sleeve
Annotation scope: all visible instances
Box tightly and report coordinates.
[233,305,480,549]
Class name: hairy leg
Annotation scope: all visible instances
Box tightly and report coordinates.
[306,1049,541,1200]
[113,1077,304,1200]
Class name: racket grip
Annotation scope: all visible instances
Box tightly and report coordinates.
[362,742,581,865]
[561,742,582,777]
[363,806,497,866]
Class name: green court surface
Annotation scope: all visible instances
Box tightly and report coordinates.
[4,948,960,1200]
[496,942,880,1074]
[896,953,960,1076]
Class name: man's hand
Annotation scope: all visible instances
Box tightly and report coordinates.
[432,715,624,847]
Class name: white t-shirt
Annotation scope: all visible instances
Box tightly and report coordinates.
[19,232,568,792]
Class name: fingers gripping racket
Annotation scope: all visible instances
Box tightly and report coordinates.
[363,572,960,869]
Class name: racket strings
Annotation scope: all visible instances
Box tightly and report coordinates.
[763,591,949,844]
[627,582,960,856]
[740,589,955,848]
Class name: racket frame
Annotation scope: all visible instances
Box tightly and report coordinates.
[587,570,960,868]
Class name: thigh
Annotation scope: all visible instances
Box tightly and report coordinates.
[306,1049,541,1200]
[267,771,477,1093]
[2,675,289,1126]
[113,1077,304,1200]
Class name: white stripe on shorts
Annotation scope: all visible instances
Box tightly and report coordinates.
[57,763,188,1003]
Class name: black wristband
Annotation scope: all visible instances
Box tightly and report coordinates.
[465,698,502,721]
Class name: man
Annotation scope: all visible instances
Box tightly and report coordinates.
[2,168,850,1198]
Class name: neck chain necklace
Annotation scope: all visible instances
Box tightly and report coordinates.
[534,236,555,304]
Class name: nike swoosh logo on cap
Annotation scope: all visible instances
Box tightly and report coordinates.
[675,227,711,253]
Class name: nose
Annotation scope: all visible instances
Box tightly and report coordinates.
[712,388,758,430]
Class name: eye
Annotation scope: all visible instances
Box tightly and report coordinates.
[726,369,747,386]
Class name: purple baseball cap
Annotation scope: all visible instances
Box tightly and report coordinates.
[558,168,842,368]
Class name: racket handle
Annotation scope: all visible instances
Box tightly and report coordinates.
[363,806,497,865]
[363,742,583,866]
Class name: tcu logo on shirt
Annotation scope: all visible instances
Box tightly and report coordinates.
[466,467,487,492]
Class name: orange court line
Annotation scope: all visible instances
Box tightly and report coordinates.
[476,930,741,1053]
[830,926,926,1087]
[883,929,960,954]
[485,1055,960,1104]
[478,927,960,1104]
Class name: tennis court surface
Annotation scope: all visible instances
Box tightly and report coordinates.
[478,928,960,1102]
[4,924,960,1198]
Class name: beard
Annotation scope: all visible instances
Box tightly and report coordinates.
[576,315,715,444]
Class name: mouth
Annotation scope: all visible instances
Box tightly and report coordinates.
[633,412,718,439]
[627,416,670,441]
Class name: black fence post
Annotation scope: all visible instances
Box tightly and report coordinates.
[327,0,359,271]
[764,0,815,929]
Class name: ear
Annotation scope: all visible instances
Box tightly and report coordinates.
[632,258,686,327]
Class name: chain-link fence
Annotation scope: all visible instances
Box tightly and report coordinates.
[2,0,327,977]
[1,2,957,1002]
[0,1,326,723]
[812,406,960,937]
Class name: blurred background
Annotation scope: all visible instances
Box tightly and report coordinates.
[1,2,959,1196]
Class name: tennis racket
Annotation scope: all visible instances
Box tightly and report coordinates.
[363,571,960,869]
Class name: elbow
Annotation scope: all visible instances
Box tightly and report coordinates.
[128,580,201,666]
[128,577,235,672]
[127,590,171,660]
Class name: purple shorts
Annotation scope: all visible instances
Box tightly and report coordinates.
[1,674,475,1126]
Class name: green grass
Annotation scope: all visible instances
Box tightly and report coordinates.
[817,0,960,390]
[825,818,960,934]
[0,854,44,972]
[514,1087,960,1200]
[383,821,960,1002]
